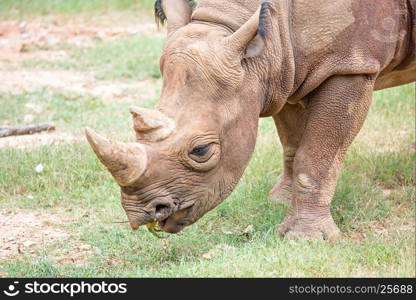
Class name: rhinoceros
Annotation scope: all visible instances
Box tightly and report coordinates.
[85,0,415,239]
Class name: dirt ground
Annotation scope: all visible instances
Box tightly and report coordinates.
[0,9,414,277]
[0,131,81,149]
[0,209,72,260]
[0,16,158,149]
[0,69,156,100]
[0,208,104,269]
[0,15,149,264]
[0,16,159,96]
[0,14,161,61]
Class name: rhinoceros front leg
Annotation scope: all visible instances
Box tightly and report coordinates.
[269,103,308,203]
[278,75,374,240]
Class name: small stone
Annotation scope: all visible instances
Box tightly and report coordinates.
[35,164,44,173]
[23,240,36,247]
[382,189,391,197]
[202,251,214,260]
[18,22,27,30]
[242,224,254,234]
[158,240,169,248]
[78,244,92,251]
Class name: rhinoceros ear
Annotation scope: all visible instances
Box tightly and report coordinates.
[154,0,195,34]
[225,2,272,58]
[129,106,175,142]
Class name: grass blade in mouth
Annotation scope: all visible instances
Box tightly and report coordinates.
[112,221,166,238]
[146,222,165,239]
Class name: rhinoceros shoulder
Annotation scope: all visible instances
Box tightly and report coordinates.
[291,0,355,56]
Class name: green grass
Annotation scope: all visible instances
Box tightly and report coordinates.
[0,0,156,17]
[0,84,414,277]
[70,35,164,80]
[22,34,164,81]
[0,85,159,135]
[0,5,414,277]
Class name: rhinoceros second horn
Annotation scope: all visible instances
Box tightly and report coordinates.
[129,106,175,142]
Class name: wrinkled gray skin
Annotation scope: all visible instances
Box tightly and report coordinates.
[86,0,415,238]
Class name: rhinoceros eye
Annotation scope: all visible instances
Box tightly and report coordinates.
[186,141,220,171]
[190,144,211,156]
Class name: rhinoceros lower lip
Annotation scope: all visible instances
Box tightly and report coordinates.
[157,204,194,233]
[157,217,185,234]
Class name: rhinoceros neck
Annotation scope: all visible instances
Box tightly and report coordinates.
[192,0,297,117]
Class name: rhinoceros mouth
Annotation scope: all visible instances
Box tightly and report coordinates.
[157,204,194,234]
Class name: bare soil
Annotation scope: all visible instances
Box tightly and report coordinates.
[0,209,72,260]
[0,131,81,149]
[0,15,161,61]
[0,15,158,149]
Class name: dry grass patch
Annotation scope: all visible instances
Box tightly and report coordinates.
[0,131,82,150]
[0,69,157,102]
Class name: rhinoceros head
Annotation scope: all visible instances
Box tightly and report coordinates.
[86,0,273,233]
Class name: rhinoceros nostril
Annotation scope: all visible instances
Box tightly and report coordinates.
[155,204,171,219]
[155,204,169,212]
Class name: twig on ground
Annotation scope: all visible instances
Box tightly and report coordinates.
[0,122,55,138]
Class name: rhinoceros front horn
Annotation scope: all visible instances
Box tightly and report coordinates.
[129,106,175,142]
[85,127,147,186]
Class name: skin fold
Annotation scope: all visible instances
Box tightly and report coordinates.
[86,0,415,239]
